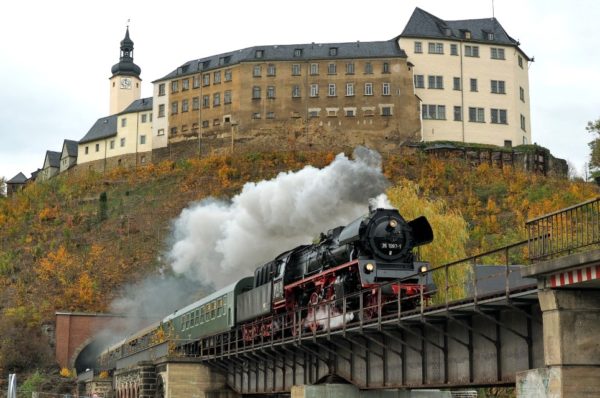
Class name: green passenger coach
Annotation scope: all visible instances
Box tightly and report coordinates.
[166,276,254,340]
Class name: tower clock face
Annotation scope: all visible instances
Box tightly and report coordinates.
[120,77,132,89]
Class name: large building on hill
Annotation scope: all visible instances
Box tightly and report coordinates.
[151,40,421,152]
[76,28,158,172]
[397,8,532,147]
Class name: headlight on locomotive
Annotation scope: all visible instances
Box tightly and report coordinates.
[419,264,428,274]
[364,263,375,273]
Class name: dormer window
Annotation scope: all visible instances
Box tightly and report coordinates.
[329,47,338,56]
[202,60,211,69]
[487,32,495,41]
[444,28,452,36]
[294,48,303,57]
[461,30,472,40]
[255,49,264,58]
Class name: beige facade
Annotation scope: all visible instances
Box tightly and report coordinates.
[77,101,153,170]
[153,41,421,151]
[398,8,532,148]
[110,75,142,115]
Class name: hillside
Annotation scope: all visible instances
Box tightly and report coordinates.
[0,149,596,378]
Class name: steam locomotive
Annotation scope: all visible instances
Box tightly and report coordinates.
[98,206,433,368]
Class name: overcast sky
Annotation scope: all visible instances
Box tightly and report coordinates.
[1,0,598,181]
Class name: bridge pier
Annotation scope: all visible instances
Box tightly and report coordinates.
[516,289,600,397]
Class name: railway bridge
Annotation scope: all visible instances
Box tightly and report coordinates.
[79,198,600,398]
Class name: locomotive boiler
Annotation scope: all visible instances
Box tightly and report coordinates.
[237,206,434,337]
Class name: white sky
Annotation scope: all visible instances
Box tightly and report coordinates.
[1,0,599,181]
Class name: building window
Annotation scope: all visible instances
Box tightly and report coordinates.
[346,62,355,74]
[453,106,462,121]
[182,79,189,91]
[253,65,262,77]
[141,114,147,123]
[110,140,115,149]
[382,82,391,96]
[294,48,303,57]
[202,120,209,128]
[202,95,210,108]
[491,48,505,60]
[491,108,508,124]
[491,80,506,94]
[310,63,319,75]
[428,75,444,89]
[309,109,320,118]
[140,155,146,164]
[310,84,319,97]
[171,80,179,92]
[364,82,373,95]
[422,104,446,120]
[252,86,261,99]
[345,108,356,117]
[520,87,525,102]
[95,143,100,152]
[428,42,443,54]
[252,112,261,119]
[521,114,526,131]
[462,30,472,39]
[140,135,146,145]
[450,44,458,56]
[213,93,220,106]
[328,63,337,75]
[255,49,264,58]
[85,146,89,155]
[203,74,210,86]
[453,77,461,91]
[213,119,220,126]
[267,64,276,76]
[266,112,275,119]
[381,106,392,116]
[192,96,200,110]
[214,71,221,84]
[121,118,127,127]
[328,83,336,97]
[158,104,165,117]
[120,137,126,147]
[470,78,478,92]
[414,41,422,53]
[518,55,524,68]
[382,62,390,73]
[487,32,495,41]
[329,47,338,56]
[181,99,188,112]
[292,85,301,98]
[171,101,178,114]
[465,45,479,57]
[158,83,165,96]
[193,75,200,88]
[364,62,373,74]
[414,75,425,88]
[468,107,485,123]
[224,69,232,81]
[267,86,276,99]
[346,83,354,96]
[157,128,164,136]
[224,90,232,104]
[292,64,301,76]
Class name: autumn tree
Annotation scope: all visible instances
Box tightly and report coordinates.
[586,118,600,179]
[0,176,6,197]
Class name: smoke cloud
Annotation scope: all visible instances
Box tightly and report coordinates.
[168,147,390,288]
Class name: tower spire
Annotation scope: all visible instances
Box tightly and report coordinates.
[111,26,141,78]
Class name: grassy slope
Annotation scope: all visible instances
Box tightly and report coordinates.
[0,149,595,379]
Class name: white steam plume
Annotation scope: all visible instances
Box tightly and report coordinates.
[168,147,390,288]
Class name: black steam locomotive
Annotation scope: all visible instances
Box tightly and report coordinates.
[237,206,433,337]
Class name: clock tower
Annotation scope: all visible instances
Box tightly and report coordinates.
[109,27,142,115]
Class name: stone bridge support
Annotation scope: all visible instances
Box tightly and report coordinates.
[517,289,600,397]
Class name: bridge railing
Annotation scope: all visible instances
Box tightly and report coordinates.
[527,197,600,261]
[178,239,534,359]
